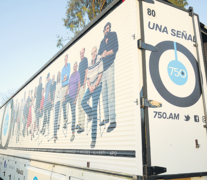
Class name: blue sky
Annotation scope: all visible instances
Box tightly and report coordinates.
[0,0,70,105]
[0,0,206,105]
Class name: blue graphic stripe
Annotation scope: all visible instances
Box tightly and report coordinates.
[174,41,178,61]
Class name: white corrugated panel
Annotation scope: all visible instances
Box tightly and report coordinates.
[0,0,142,176]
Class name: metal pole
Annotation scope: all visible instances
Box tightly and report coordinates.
[189,7,207,128]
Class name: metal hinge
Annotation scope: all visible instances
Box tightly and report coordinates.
[194,43,198,47]
[146,166,167,176]
[141,97,162,108]
[139,0,154,4]
[138,40,158,52]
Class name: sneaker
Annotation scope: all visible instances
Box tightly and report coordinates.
[99,119,109,126]
[63,123,67,129]
[77,128,84,134]
[107,122,116,133]
[42,128,46,135]
[90,140,96,148]
[40,126,45,134]
[54,137,58,143]
[70,134,75,142]
[76,124,81,130]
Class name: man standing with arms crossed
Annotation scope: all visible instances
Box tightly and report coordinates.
[76,48,88,134]
[98,22,119,132]
[81,46,103,148]
[61,54,71,128]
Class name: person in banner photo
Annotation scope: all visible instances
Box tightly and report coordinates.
[62,62,80,142]
[16,99,23,143]
[22,92,27,137]
[28,89,36,140]
[48,74,56,129]
[53,71,62,143]
[12,99,18,136]
[33,87,37,133]
[98,22,119,132]
[26,90,33,138]
[81,46,104,148]
[76,48,88,134]
[35,76,42,135]
[12,100,19,138]
[36,88,45,135]
[41,73,52,135]
[60,54,71,125]
[23,91,30,137]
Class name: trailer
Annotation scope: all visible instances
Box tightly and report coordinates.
[1,0,207,179]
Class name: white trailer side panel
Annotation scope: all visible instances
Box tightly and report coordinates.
[0,0,142,176]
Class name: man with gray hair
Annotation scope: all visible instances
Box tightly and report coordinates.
[62,61,80,142]
[81,46,104,148]
[76,48,88,134]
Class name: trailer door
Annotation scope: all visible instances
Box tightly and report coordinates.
[140,0,207,175]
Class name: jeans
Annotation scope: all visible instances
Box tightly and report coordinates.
[78,85,86,129]
[12,117,16,136]
[59,85,68,123]
[36,109,43,128]
[22,114,28,136]
[54,101,60,137]
[42,102,52,129]
[62,95,76,132]
[81,84,102,141]
[102,63,116,122]
[16,122,20,142]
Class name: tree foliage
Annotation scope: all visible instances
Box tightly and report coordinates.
[0,89,16,106]
[168,0,188,9]
[57,0,188,47]
[57,0,113,48]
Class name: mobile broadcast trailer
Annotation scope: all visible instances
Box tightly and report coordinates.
[1,0,207,179]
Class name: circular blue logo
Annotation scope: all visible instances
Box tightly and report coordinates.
[33,177,38,180]
[149,41,201,107]
[3,112,9,136]
[167,42,188,85]
[168,60,188,85]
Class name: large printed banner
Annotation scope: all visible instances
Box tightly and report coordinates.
[0,0,142,176]
[142,0,207,175]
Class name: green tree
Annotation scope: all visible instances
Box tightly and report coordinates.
[57,0,113,48]
[168,0,188,9]
[57,0,189,48]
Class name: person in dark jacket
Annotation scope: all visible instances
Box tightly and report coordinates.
[98,22,119,133]
[35,77,42,119]
[22,90,30,137]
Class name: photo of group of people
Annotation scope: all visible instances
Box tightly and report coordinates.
[10,22,119,148]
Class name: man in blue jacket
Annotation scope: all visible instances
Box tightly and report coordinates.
[61,54,71,128]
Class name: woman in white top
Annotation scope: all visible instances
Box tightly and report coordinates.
[53,71,62,143]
